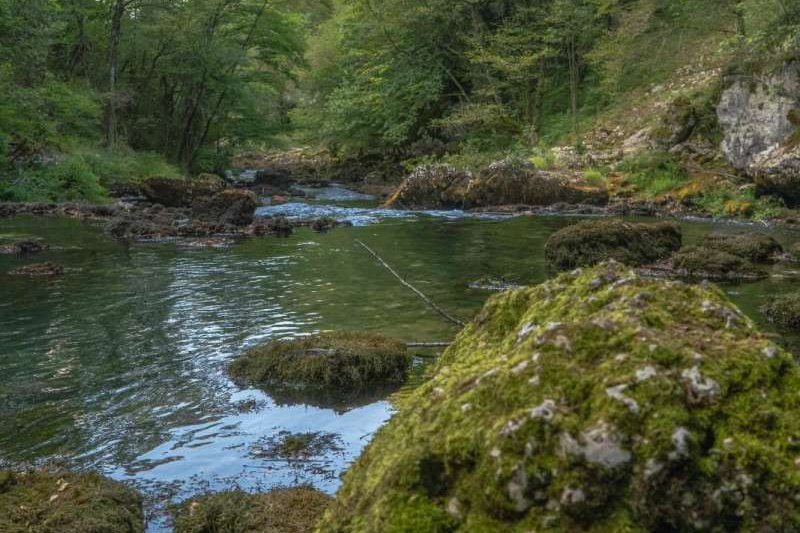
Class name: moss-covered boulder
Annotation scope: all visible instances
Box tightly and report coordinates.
[384,165,474,209]
[174,487,330,533]
[192,189,258,226]
[465,161,608,208]
[141,175,226,207]
[669,232,783,281]
[318,262,800,532]
[229,332,411,393]
[0,470,144,533]
[544,219,682,270]
[762,292,800,330]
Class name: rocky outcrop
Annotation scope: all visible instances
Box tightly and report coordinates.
[544,219,682,270]
[141,174,226,208]
[0,470,144,533]
[385,161,608,210]
[192,189,258,226]
[718,62,800,205]
[318,262,800,532]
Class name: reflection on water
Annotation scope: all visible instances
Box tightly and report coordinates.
[2,205,800,531]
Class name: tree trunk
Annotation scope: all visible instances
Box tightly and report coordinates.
[568,35,580,144]
[106,0,126,149]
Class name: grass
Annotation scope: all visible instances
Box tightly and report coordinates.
[618,150,688,197]
[228,331,411,390]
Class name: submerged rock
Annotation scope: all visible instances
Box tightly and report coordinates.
[0,236,49,255]
[9,262,64,277]
[762,292,800,330]
[544,219,682,270]
[0,470,144,533]
[228,331,410,393]
[318,262,800,532]
[173,487,330,533]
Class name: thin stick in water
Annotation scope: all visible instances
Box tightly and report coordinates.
[355,239,466,327]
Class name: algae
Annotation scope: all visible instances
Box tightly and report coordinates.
[173,487,331,533]
[318,262,800,532]
[544,219,682,270]
[0,469,144,533]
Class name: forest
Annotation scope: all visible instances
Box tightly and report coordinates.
[1,0,797,202]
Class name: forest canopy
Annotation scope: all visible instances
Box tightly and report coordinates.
[0,0,798,201]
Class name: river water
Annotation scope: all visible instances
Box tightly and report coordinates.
[1,189,799,530]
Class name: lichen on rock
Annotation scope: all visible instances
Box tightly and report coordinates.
[544,219,682,270]
[317,262,800,532]
[0,469,144,533]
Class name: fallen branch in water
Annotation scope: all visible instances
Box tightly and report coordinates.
[406,342,452,348]
[355,239,466,327]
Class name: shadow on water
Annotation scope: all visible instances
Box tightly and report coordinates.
[3,206,800,530]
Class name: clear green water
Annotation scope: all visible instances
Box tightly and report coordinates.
[1,203,799,530]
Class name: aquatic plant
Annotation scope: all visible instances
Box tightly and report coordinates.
[174,487,330,533]
[0,470,143,533]
[318,262,800,532]
[544,219,682,270]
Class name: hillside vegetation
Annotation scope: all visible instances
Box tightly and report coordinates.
[1,0,798,208]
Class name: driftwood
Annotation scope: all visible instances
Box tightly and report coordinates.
[355,239,466,327]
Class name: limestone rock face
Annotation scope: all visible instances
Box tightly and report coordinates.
[718,62,800,205]
[318,263,800,533]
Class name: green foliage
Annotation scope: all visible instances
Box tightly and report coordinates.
[619,150,688,197]
[1,155,108,203]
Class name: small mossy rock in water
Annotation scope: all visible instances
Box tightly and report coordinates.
[0,235,49,255]
[702,232,783,263]
[384,165,473,209]
[671,246,762,280]
[544,219,682,270]
[0,470,144,533]
[229,332,410,391]
[9,262,64,276]
[317,262,800,533]
[141,175,226,207]
[466,160,608,208]
[174,487,330,533]
[192,189,258,226]
[762,292,800,330]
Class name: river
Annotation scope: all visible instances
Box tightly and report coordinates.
[1,188,799,530]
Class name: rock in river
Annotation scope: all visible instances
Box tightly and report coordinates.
[544,219,682,270]
[0,469,144,533]
[318,262,800,532]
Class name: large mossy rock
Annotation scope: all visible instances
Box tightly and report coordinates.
[384,165,474,209]
[385,161,607,210]
[670,232,783,281]
[174,487,330,533]
[544,219,682,270]
[465,161,608,208]
[192,189,259,226]
[0,470,144,533]
[141,174,226,208]
[318,262,800,532]
[229,332,411,392]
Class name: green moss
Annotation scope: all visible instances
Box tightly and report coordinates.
[544,219,682,270]
[671,246,762,280]
[317,263,800,532]
[0,470,144,533]
[229,331,411,391]
[762,293,800,330]
[174,487,331,533]
[702,232,783,262]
